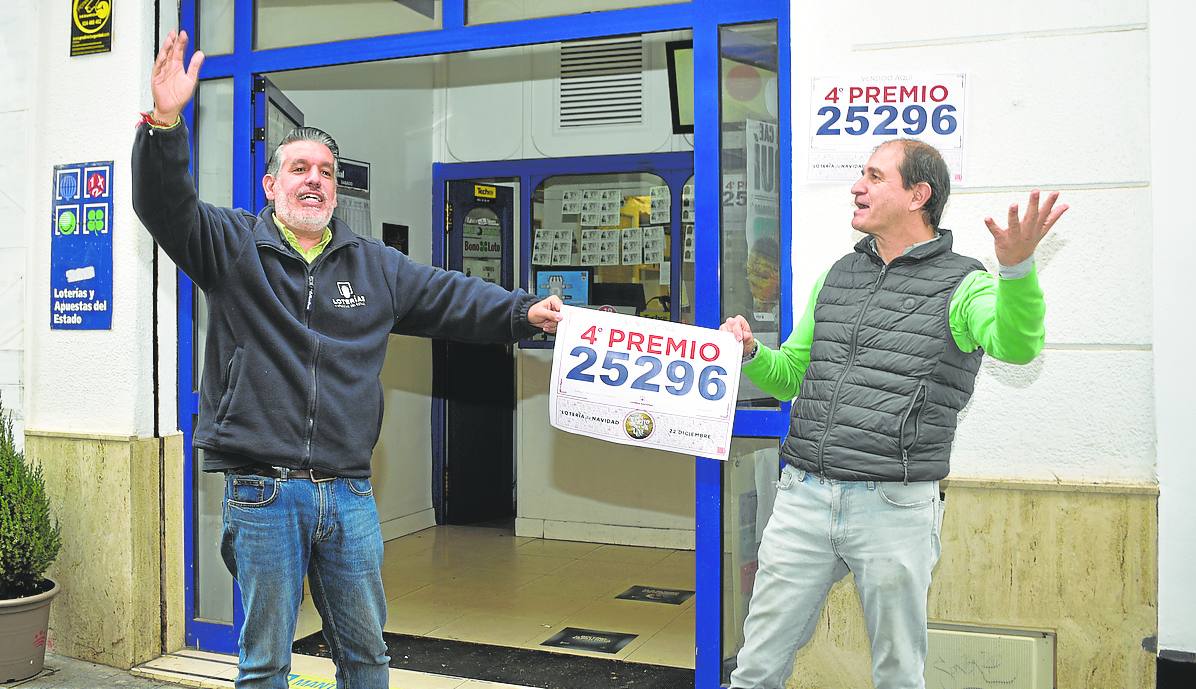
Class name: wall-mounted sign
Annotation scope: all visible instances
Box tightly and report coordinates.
[807,73,966,182]
[332,158,371,237]
[51,161,113,329]
[462,212,502,259]
[71,0,114,57]
[335,158,369,192]
[534,269,590,306]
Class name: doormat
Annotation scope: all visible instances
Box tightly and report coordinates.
[293,631,693,689]
[540,627,637,654]
[286,673,337,689]
[286,672,408,689]
[615,585,695,605]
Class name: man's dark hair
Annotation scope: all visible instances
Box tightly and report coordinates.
[267,126,340,177]
[885,139,950,228]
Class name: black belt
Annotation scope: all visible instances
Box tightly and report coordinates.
[227,466,338,482]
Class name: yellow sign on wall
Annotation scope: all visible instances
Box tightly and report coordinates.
[71,0,113,56]
[474,184,497,199]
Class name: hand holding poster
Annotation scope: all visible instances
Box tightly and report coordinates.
[549,305,741,461]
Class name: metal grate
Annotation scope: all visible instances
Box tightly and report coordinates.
[558,35,644,128]
[926,624,1055,689]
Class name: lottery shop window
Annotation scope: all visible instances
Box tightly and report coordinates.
[531,172,689,337]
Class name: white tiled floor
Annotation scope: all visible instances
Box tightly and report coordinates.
[295,524,697,670]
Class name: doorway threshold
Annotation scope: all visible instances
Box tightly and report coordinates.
[133,648,551,689]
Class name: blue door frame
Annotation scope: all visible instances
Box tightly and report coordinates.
[177,1,792,684]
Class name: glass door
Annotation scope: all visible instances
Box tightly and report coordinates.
[435,180,517,525]
[183,77,238,653]
[182,74,306,652]
[716,19,786,683]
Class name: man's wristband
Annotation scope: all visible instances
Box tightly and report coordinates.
[139,111,181,129]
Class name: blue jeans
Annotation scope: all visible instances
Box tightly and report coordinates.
[221,472,390,689]
[729,465,945,689]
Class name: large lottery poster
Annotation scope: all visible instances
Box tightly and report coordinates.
[807,74,966,182]
[549,305,741,461]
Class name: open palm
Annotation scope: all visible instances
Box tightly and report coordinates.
[984,190,1069,267]
[151,30,205,123]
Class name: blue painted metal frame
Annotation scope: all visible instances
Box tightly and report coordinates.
[178,0,790,683]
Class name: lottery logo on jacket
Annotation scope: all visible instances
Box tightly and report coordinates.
[333,281,366,308]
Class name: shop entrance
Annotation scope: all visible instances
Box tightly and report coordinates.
[178,3,791,687]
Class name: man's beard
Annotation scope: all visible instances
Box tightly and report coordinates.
[275,193,334,234]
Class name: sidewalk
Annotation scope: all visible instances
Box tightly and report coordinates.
[1,655,188,689]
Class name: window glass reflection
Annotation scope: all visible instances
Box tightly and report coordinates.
[531,172,684,338]
[721,437,781,682]
[256,0,442,50]
[192,78,235,623]
[468,0,687,25]
[198,0,234,55]
[719,22,780,409]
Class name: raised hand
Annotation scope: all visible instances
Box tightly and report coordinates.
[151,30,205,124]
[984,190,1069,267]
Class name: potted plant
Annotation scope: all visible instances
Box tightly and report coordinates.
[0,397,62,683]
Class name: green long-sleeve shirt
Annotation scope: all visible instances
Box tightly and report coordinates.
[743,265,1046,401]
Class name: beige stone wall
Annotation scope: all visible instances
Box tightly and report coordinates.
[25,431,171,669]
[785,479,1158,689]
[162,433,186,654]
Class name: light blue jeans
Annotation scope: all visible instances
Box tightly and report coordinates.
[221,472,390,689]
[729,465,945,689]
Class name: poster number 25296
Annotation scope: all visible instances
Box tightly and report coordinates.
[816,86,958,137]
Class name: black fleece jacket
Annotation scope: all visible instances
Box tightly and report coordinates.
[132,122,538,477]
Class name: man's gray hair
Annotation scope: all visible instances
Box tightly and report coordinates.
[883,139,951,228]
[266,126,340,177]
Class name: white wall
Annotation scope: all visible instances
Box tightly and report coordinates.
[790,0,1153,482]
[0,1,36,447]
[1152,0,1196,659]
[278,64,440,536]
[793,0,1189,658]
[515,349,696,547]
[25,1,158,437]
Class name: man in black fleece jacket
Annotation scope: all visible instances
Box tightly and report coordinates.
[133,30,563,689]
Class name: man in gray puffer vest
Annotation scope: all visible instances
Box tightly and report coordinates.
[721,139,1068,689]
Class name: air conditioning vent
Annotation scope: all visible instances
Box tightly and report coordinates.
[558,35,644,128]
[926,624,1055,689]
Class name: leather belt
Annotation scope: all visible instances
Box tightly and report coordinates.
[228,466,338,482]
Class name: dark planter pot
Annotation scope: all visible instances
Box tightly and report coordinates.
[0,579,59,683]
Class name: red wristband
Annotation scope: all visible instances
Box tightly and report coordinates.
[138,111,177,128]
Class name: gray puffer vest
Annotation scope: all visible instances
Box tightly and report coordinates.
[781,229,984,482]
